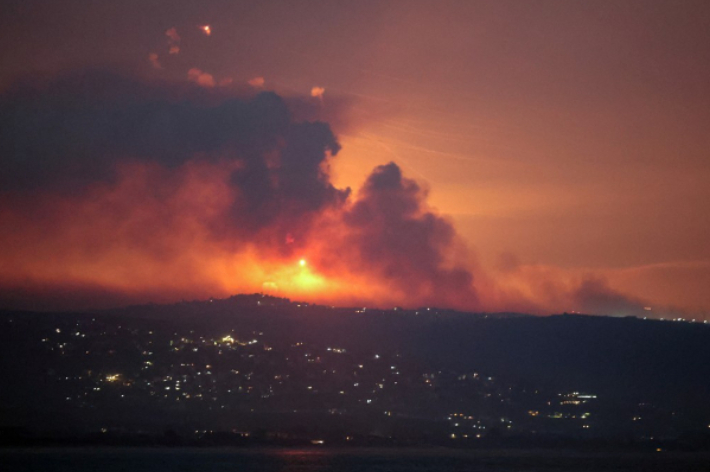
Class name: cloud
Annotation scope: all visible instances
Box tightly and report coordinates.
[483,258,662,317]
[148,53,162,69]
[165,27,180,43]
[0,69,477,310]
[340,163,478,307]
[0,69,662,315]
[0,69,347,238]
[165,27,180,55]
[607,260,710,315]
[570,277,644,316]
[248,77,265,88]
[187,68,216,87]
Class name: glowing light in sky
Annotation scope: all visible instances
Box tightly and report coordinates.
[165,27,180,43]
[299,259,307,267]
[200,25,211,36]
[148,53,161,69]
[248,76,265,88]
[310,86,325,99]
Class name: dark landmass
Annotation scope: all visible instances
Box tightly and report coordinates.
[1,294,709,451]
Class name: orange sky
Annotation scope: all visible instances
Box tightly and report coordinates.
[0,1,709,318]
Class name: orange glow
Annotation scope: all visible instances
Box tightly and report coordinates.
[0,126,702,318]
[187,68,215,87]
[310,86,325,99]
[0,152,704,319]
[0,160,418,310]
[248,77,265,88]
[148,52,161,69]
[2,2,710,320]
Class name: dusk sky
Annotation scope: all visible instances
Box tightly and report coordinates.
[1,0,709,318]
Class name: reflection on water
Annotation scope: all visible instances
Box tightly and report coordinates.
[2,448,710,472]
[274,449,333,471]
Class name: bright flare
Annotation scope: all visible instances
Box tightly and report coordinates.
[310,86,325,99]
[299,259,307,267]
[200,25,211,36]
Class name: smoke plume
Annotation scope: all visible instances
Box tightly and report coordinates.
[0,70,476,309]
[0,69,655,315]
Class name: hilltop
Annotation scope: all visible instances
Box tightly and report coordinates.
[1,294,709,448]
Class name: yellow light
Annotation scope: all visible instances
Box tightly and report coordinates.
[299,259,306,267]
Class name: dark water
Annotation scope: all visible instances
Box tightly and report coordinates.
[2,448,710,472]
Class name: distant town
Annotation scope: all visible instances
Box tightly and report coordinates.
[1,294,709,450]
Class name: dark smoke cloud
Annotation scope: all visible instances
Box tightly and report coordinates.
[2,68,653,316]
[0,69,480,310]
[1,70,282,189]
[343,162,477,307]
[572,277,646,317]
[0,69,347,238]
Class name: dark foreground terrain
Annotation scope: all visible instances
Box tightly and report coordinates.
[1,294,710,451]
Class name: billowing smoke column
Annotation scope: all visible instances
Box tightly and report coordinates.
[0,69,657,316]
[340,163,477,307]
[0,70,477,310]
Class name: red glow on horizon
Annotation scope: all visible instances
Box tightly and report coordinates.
[0,161,454,310]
